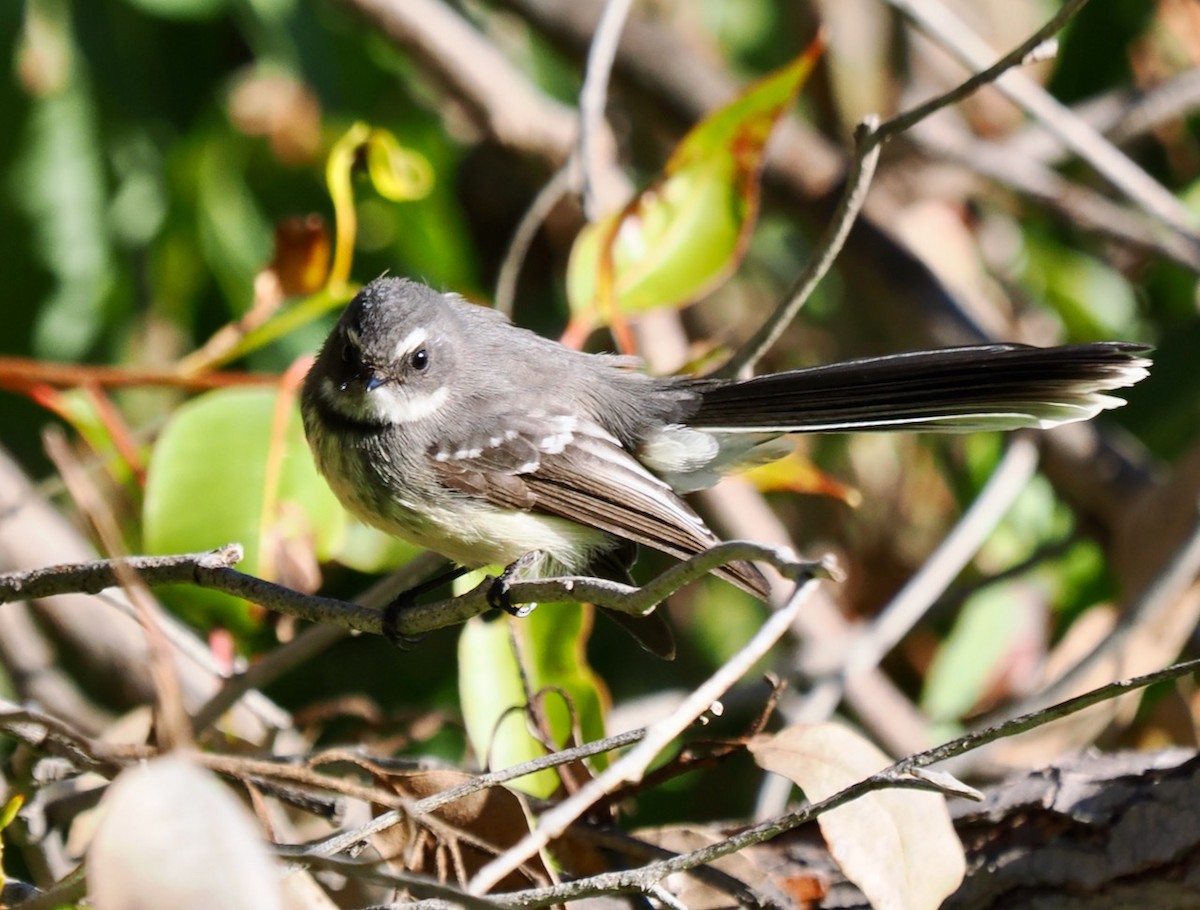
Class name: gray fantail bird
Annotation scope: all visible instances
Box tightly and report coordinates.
[301,277,1151,658]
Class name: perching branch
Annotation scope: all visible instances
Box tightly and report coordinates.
[0,541,836,640]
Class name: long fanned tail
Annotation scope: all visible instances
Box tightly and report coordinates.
[692,342,1151,434]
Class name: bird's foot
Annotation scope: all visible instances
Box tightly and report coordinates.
[487,551,544,617]
[382,565,469,649]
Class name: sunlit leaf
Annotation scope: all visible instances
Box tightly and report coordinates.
[740,447,862,506]
[459,593,608,798]
[87,755,284,910]
[143,387,345,631]
[566,35,824,336]
[749,722,965,910]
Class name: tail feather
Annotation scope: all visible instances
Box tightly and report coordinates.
[692,342,1150,434]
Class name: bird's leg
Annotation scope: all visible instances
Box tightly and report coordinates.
[382,565,470,649]
[487,550,544,618]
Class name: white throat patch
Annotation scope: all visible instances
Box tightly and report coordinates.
[320,375,449,424]
[370,383,449,424]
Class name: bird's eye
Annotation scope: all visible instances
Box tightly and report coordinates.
[340,341,356,364]
[411,348,429,371]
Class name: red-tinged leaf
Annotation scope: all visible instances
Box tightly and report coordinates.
[566,34,825,336]
[740,447,862,506]
[749,722,965,910]
[29,385,145,487]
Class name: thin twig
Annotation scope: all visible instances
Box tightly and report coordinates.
[576,0,635,220]
[298,854,506,909]
[485,658,1200,906]
[889,0,1199,243]
[467,569,826,895]
[494,162,574,318]
[877,0,1088,141]
[302,727,647,859]
[718,116,881,377]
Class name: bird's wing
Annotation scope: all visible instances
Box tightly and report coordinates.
[428,413,768,597]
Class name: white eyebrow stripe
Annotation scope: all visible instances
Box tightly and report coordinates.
[392,327,428,361]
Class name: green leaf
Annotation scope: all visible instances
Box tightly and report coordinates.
[566,39,823,330]
[121,0,231,20]
[12,45,116,360]
[143,387,345,632]
[196,135,271,311]
[459,594,608,798]
[920,581,1043,724]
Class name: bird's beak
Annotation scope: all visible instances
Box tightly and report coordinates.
[364,372,387,392]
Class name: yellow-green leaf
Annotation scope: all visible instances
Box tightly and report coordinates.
[459,593,608,798]
[566,36,824,333]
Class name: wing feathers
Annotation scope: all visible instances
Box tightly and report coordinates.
[431,417,768,597]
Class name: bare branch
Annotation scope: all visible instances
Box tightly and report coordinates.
[483,659,1200,907]
[0,541,832,644]
[889,0,1200,244]
[719,116,882,378]
[0,545,244,603]
[576,0,634,219]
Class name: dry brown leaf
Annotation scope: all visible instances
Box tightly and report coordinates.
[749,722,965,910]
